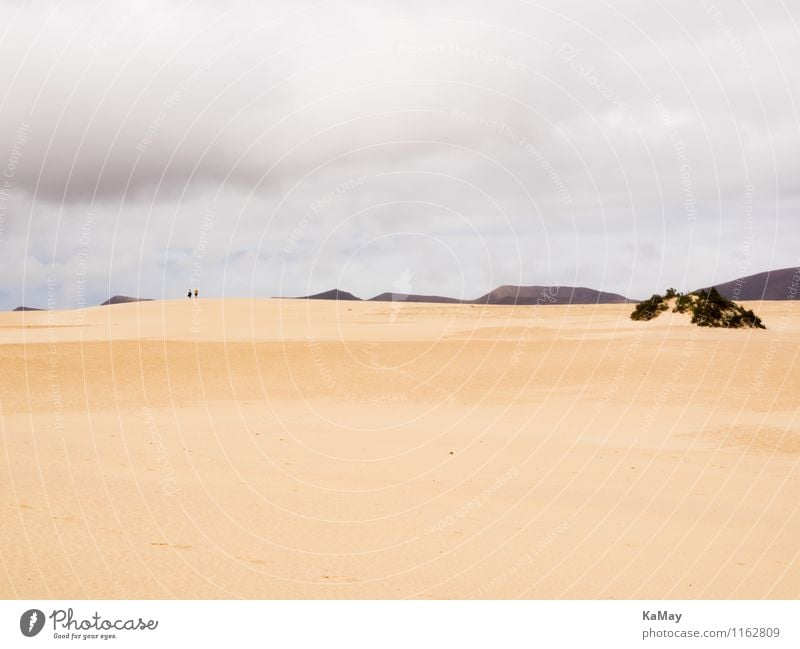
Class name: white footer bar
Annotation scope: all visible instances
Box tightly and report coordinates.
[1,600,796,648]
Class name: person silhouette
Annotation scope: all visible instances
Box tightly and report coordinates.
[187,290,192,298]
[194,288,198,298]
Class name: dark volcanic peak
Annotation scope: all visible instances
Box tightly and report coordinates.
[297,289,362,301]
[471,285,631,305]
[101,295,154,306]
[698,267,800,301]
[369,292,462,304]
[296,285,632,304]
[284,268,797,305]
[13,306,44,311]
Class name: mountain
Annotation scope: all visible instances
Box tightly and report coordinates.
[101,295,154,306]
[471,285,632,305]
[698,267,799,301]
[295,285,632,304]
[296,289,361,301]
[369,292,462,304]
[289,269,800,305]
[13,306,44,311]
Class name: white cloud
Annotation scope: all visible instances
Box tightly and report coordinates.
[0,0,798,308]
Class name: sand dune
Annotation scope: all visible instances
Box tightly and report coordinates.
[0,299,798,598]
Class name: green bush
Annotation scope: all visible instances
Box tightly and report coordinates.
[674,293,693,313]
[630,294,667,321]
[630,287,765,329]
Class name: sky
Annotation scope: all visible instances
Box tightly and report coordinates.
[0,0,798,309]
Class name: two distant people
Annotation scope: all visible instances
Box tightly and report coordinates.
[187,288,198,299]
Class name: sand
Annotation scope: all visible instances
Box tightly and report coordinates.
[0,298,798,599]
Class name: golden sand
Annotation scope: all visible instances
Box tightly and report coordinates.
[1,298,798,598]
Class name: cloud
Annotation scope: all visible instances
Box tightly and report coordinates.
[0,0,798,308]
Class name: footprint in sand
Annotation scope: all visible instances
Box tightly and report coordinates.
[321,575,360,583]
[150,542,191,549]
[52,515,79,523]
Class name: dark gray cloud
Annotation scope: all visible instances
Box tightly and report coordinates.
[1,0,798,309]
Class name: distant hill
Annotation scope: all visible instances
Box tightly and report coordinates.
[296,289,361,301]
[470,285,631,305]
[13,306,44,311]
[101,295,154,306]
[369,292,462,304]
[289,269,800,306]
[698,267,799,301]
[294,285,631,304]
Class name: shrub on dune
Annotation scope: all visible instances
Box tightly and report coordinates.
[630,287,765,329]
